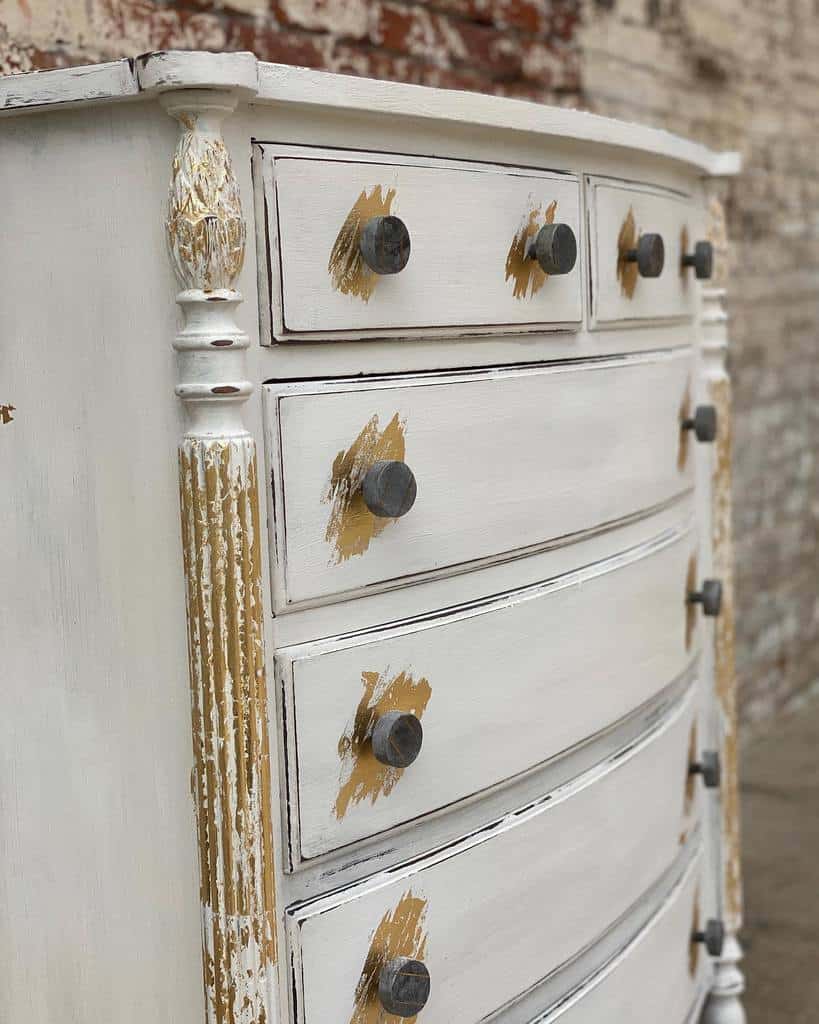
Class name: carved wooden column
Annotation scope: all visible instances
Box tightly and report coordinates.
[700,199,746,1024]
[162,89,278,1024]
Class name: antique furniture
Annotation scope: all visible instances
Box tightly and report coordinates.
[0,51,745,1024]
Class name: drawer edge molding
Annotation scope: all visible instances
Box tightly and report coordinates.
[159,90,280,1024]
[520,841,706,1024]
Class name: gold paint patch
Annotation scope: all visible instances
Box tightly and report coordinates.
[336,668,432,820]
[689,893,701,977]
[505,198,557,300]
[0,404,15,424]
[678,383,692,471]
[350,891,429,1024]
[680,721,698,845]
[680,225,690,283]
[617,207,639,299]
[329,185,397,302]
[324,412,407,564]
[685,554,698,651]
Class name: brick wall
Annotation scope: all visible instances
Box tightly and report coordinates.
[2,0,818,725]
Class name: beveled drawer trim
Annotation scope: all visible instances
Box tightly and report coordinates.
[264,348,695,611]
[277,520,700,865]
[285,685,701,1024]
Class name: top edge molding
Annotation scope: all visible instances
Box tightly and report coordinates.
[0,50,741,177]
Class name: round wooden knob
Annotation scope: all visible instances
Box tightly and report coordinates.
[693,918,725,957]
[690,750,721,789]
[372,711,423,769]
[528,223,578,275]
[682,405,718,443]
[359,215,411,275]
[362,460,417,519]
[688,579,723,618]
[682,240,714,280]
[378,957,431,1017]
[625,233,665,278]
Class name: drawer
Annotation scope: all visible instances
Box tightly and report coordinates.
[263,149,582,337]
[588,178,704,326]
[278,525,698,862]
[264,349,694,608]
[287,692,700,1023]
[543,854,708,1023]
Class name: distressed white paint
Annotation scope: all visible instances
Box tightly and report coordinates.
[289,692,700,1024]
[269,152,582,336]
[0,51,741,1024]
[589,177,701,326]
[539,852,708,1023]
[280,524,698,861]
[265,349,694,608]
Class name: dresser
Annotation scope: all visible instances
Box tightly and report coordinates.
[0,51,746,1024]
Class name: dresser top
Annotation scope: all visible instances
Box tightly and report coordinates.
[0,50,739,178]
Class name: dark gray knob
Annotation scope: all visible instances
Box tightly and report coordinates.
[528,223,578,275]
[362,460,417,519]
[682,240,714,280]
[359,216,411,275]
[625,233,665,278]
[693,918,725,957]
[688,579,723,617]
[372,711,423,769]
[682,405,718,443]
[378,957,431,1017]
[690,750,721,789]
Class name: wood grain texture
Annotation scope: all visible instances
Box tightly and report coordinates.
[288,691,700,1023]
[265,349,694,608]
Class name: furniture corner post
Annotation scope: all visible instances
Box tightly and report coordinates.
[700,196,746,1024]
[161,88,279,1024]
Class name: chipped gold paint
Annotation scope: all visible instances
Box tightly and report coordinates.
[335,668,432,820]
[179,439,277,1024]
[689,892,701,977]
[504,198,557,300]
[329,185,397,302]
[685,554,698,651]
[706,196,730,287]
[677,383,692,472]
[617,207,639,299]
[324,413,407,564]
[166,110,245,292]
[680,721,698,845]
[680,225,690,282]
[0,404,15,424]
[710,374,744,929]
[350,891,429,1024]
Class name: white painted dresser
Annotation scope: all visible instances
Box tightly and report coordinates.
[0,51,746,1024]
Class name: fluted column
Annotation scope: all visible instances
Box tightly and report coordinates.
[700,198,746,1024]
[162,89,278,1024]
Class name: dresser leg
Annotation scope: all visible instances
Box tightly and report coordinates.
[702,934,747,1024]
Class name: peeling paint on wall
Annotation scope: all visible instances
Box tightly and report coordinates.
[335,667,432,820]
[324,411,407,563]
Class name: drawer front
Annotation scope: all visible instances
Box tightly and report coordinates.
[280,525,698,862]
[589,178,700,325]
[545,856,707,1023]
[265,350,694,608]
[268,153,582,336]
[288,693,700,1023]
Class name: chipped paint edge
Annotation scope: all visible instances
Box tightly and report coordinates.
[164,90,279,1024]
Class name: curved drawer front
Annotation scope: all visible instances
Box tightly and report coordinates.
[279,526,699,861]
[288,693,701,1023]
[264,350,694,608]
[544,855,708,1024]
[268,154,582,336]
[589,178,700,326]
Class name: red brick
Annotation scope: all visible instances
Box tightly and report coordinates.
[225,23,330,68]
